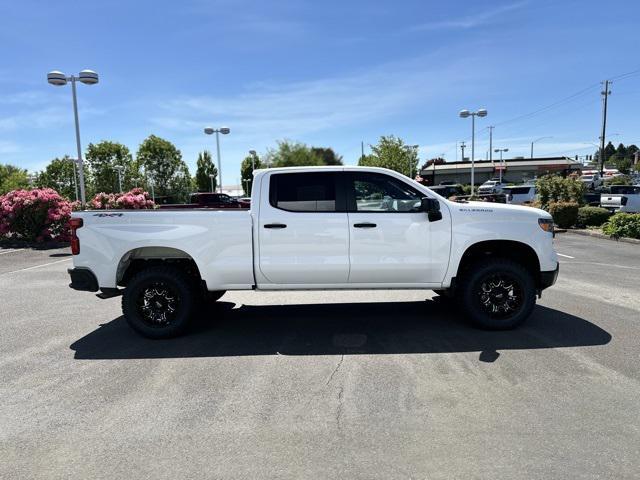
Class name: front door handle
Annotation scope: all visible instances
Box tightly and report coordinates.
[264,223,287,229]
[353,223,377,228]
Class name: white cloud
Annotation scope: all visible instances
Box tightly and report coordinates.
[0,140,20,154]
[411,1,528,31]
[151,54,481,145]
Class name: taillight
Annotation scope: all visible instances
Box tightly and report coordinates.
[69,217,83,255]
[621,196,628,206]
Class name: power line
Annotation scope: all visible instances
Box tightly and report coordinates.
[610,66,640,82]
[493,83,600,128]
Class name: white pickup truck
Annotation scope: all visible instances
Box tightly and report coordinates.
[68,166,558,338]
[600,185,640,213]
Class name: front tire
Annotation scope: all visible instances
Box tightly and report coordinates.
[458,258,535,330]
[122,266,196,339]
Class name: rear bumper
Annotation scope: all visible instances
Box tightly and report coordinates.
[68,268,99,292]
[539,264,559,290]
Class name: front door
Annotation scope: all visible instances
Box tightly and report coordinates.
[345,171,450,285]
[257,171,350,284]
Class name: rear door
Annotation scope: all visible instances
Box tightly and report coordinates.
[345,171,450,285]
[257,171,350,284]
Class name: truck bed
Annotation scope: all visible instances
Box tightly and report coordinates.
[73,209,254,290]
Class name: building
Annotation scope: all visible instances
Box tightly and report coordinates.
[419,156,583,186]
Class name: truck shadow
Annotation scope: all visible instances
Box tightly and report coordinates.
[70,300,611,360]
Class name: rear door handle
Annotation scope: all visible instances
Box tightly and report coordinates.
[353,223,377,228]
[264,223,287,229]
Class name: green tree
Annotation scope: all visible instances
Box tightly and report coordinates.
[195,151,218,192]
[358,135,419,177]
[85,141,142,194]
[240,153,263,195]
[536,174,585,210]
[595,141,617,164]
[604,175,632,186]
[136,135,192,201]
[265,140,323,167]
[34,156,80,200]
[0,164,29,194]
[608,153,633,174]
[311,147,343,166]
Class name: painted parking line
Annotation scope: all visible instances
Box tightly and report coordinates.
[557,253,575,259]
[1,258,71,276]
[0,248,25,255]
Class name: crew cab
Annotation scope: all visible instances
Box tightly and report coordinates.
[600,185,640,213]
[68,166,558,338]
[477,179,508,194]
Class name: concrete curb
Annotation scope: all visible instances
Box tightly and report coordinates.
[560,228,640,245]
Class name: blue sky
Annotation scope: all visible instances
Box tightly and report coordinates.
[1,0,639,185]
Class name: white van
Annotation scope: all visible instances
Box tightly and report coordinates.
[504,185,537,205]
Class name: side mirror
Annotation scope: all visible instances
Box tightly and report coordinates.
[421,197,442,222]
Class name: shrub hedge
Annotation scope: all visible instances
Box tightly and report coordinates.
[602,213,640,239]
[548,201,579,229]
[576,206,611,228]
[0,188,74,242]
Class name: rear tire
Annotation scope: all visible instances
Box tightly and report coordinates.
[122,265,196,339]
[458,258,535,330]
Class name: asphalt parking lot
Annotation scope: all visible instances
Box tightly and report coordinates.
[1,233,639,479]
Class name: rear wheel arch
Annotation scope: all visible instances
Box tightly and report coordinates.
[116,247,204,289]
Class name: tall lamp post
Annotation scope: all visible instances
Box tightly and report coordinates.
[404,144,419,177]
[494,148,509,183]
[114,165,124,193]
[530,136,553,159]
[47,70,99,206]
[459,108,488,195]
[204,126,230,193]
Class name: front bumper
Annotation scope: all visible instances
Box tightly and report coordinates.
[68,268,99,292]
[539,264,559,290]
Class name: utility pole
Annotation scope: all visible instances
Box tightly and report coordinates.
[599,79,611,176]
[488,126,494,163]
[460,141,466,161]
[361,141,364,160]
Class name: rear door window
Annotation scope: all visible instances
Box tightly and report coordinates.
[269,172,343,212]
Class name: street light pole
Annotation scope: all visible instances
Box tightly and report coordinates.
[530,136,553,159]
[404,144,419,178]
[47,70,99,207]
[114,165,124,193]
[204,126,230,193]
[459,109,488,195]
[460,141,466,161]
[494,148,508,183]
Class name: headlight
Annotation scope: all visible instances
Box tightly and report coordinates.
[538,218,554,233]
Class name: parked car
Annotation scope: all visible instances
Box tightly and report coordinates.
[580,172,603,190]
[503,185,537,205]
[68,166,558,338]
[159,192,250,209]
[428,184,465,198]
[478,180,508,194]
[600,185,640,213]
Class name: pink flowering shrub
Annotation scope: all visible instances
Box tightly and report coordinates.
[0,188,73,242]
[89,188,155,210]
